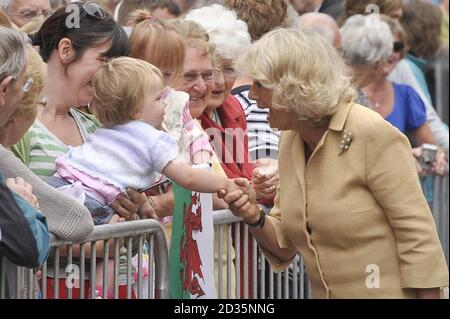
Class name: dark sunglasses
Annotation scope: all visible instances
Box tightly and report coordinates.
[81,2,107,20]
[393,41,405,53]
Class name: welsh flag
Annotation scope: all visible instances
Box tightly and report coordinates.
[169,179,217,299]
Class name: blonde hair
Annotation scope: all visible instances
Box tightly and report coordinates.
[128,9,185,75]
[9,46,45,123]
[171,19,215,56]
[239,28,354,123]
[92,57,163,127]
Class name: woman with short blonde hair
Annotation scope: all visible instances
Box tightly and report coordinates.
[242,27,354,125]
[218,28,449,299]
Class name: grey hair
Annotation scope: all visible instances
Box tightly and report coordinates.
[185,4,251,61]
[0,0,11,10]
[340,14,393,66]
[0,26,28,82]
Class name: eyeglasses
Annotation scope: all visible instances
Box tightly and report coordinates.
[393,41,405,53]
[182,69,220,84]
[81,2,107,20]
[7,9,53,22]
[215,66,239,79]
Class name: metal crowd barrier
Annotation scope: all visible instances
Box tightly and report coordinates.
[213,210,312,299]
[432,48,449,125]
[0,219,169,299]
[1,175,448,299]
[421,175,449,264]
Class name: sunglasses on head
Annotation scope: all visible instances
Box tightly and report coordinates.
[81,1,107,20]
[393,41,405,53]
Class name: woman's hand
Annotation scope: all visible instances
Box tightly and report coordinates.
[145,187,175,219]
[6,177,40,210]
[111,188,158,221]
[252,166,279,199]
[412,146,448,176]
[218,178,260,223]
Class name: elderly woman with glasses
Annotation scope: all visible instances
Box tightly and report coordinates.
[185,4,279,203]
[218,28,448,299]
[0,25,50,271]
[341,14,448,176]
[184,5,280,299]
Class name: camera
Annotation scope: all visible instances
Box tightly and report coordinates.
[420,144,438,170]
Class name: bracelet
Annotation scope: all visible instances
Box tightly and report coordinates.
[245,207,265,228]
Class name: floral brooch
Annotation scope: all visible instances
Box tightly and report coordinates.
[339,129,353,156]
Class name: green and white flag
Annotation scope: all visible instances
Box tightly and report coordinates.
[169,181,217,299]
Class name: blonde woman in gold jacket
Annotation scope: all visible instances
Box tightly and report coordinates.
[219,28,449,299]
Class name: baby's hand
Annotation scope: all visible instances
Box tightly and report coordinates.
[224,179,257,204]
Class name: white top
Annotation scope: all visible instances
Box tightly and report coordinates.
[62,120,178,193]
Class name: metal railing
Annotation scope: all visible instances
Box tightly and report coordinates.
[1,176,448,299]
[432,48,449,125]
[421,175,449,264]
[213,210,312,299]
[0,219,169,299]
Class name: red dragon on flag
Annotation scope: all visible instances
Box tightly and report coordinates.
[179,193,206,297]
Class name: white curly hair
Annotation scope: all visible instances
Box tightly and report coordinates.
[185,4,251,61]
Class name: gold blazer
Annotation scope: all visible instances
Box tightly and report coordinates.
[262,102,448,298]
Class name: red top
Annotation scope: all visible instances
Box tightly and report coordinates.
[200,95,255,180]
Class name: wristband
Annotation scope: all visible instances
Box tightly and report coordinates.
[245,207,265,228]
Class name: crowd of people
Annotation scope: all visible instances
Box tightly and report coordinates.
[0,0,449,299]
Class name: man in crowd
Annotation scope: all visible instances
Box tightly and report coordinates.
[0,0,51,28]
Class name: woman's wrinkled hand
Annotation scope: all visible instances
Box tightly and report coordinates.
[111,188,158,221]
[413,146,448,176]
[252,165,279,199]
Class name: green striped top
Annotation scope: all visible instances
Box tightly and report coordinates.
[12,108,99,177]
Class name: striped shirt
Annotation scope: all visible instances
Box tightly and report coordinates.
[232,85,280,160]
[26,109,99,177]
